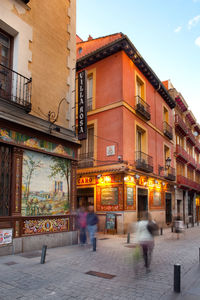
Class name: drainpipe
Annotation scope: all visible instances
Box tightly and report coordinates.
[183,190,185,223]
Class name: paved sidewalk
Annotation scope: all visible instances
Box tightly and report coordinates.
[0,226,200,299]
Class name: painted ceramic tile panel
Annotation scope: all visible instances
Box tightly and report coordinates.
[22,150,71,216]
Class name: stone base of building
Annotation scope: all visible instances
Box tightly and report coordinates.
[0,231,78,256]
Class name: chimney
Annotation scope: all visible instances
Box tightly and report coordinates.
[88,35,93,41]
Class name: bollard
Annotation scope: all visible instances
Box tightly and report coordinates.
[199,248,200,264]
[192,222,194,227]
[198,221,199,227]
[93,237,96,252]
[40,245,47,264]
[127,232,130,244]
[174,264,181,293]
[171,226,173,233]
[160,227,163,235]
[187,223,189,229]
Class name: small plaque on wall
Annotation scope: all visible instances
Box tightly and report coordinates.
[127,187,134,206]
[153,191,161,206]
[101,187,118,205]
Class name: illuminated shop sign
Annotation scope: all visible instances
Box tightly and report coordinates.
[77,177,95,185]
[78,70,87,140]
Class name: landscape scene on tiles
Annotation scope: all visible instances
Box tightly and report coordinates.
[21,150,71,216]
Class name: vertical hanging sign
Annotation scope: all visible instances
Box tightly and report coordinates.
[78,70,87,140]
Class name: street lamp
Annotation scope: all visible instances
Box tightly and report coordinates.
[165,157,171,169]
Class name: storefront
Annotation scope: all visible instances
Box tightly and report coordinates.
[0,122,79,255]
[77,172,174,233]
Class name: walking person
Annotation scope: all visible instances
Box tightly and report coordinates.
[77,206,87,245]
[135,212,156,272]
[86,205,98,246]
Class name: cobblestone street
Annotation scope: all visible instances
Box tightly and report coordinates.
[1,226,200,300]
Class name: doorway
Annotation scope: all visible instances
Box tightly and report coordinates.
[137,188,148,220]
[77,188,94,209]
[165,193,172,224]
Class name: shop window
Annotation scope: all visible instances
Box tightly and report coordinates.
[0,145,12,216]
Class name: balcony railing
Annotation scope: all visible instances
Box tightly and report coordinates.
[175,114,188,136]
[163,121,173,140]
[177,175,200,191]
[78,152,94,168]
[176,144,188,163]
[195,140,200,153]
[187,129,196,146]
[187,154,196,169]
[0,63,32,112]
[135,96,151,121]
[135,151,153,173]
[164,167,176,181]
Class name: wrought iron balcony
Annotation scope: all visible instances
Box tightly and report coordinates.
[187,129,196,146]
[176,144,188,163]
[177,175,200,191]
[187,154,196,169]
[159,166,175,181]
[135,96,151,121]
[0,63,32,113]
[135,151,153,173]
[163,121,173,140]
[175,114,188,136]
[78,152,94,168]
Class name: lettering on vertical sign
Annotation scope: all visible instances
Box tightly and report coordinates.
[78,71,87,140]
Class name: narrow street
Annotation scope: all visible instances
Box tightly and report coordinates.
[1,226,200,299]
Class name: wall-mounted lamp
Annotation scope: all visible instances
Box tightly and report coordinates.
[174,185,177,189]
[135,174,140,180]
[165,157,171,169]
[162,182,165,186]
[155,180,158,184]
[118,155,123,162]
[97,174,102,179]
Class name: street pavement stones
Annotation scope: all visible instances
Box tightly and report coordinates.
[0,227,200,299]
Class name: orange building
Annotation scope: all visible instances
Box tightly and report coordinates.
[76,33,176,233]
[163,80,200,224]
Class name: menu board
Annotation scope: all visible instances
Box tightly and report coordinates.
[127,187,134,206]
[106,213,116,230]
[153,191,161,206]
[101,187,118,205]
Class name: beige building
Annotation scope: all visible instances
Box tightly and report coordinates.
[0,0,79,255]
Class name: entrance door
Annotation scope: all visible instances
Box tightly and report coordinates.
[77,188,94,208]
[165,193,172,224]
[137,188,148,220]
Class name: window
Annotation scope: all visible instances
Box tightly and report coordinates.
[136,126,146,153]
[0,31,11,67]
[87,74,93,111]
[163,107,169,123]
[177,161,184,176]
[187,167,194,181]
[164,145,170,167]
[79,126,94,167]
[176,134,184,148]
[136,76,144,99]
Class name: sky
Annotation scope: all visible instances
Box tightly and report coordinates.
[77,0,200,121]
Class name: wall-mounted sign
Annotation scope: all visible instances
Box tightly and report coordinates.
[106,213,116,230]
[77,177,95,185]
[127,187,134,206]
[0,229,12,245]
[153,191,162,206]
[101,187,118,205]
[78,70,87,140]
[106,145,115,156]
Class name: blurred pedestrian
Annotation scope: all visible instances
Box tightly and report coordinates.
[87,205,98,246]
[77,206,87,245]
[135,212,156,272]
[173,215,184,239]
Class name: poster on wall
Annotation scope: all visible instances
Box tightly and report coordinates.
[127,187,134,206]
[21,150,71,216]
[153,191,162,206]
[0,229,12,245]
[106,213,116,229]
[101,187,118,205]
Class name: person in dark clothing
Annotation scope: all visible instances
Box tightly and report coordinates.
[86,205,98,245]
[77,206,87,245]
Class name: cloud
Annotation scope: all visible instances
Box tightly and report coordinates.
[195,36,200,47]
[174,26,182,33]
[188,15,200,29]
